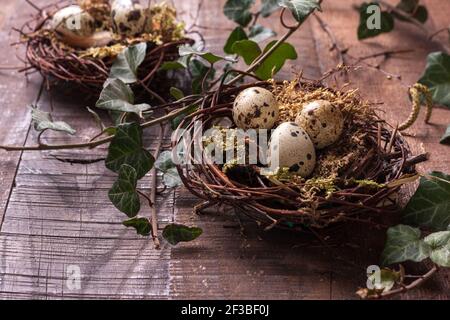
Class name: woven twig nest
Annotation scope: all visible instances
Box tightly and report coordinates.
[173,78,427,231]
[18,0,192,94]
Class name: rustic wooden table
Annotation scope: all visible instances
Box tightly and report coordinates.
[0,0,449,299]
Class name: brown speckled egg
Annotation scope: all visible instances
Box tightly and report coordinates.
[268,122,316,178]
[233,87,279,130]
[51,5,96,37]
[111,0,146,37]
[295,100,344,149]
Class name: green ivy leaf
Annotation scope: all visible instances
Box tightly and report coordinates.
[261,0,280,17]
[162,224,203,245]
[367,268,402,293]
[123,217,151,236]
[155,151,175,172]
[402,172,450,231]
[106,122,154,179]
[424,231,450,267]
[255,41,298,80]
[357,3,395,40]
[190,59,216,94]
[381,225,431,266]
[155,151,182,188]
[232,40,262,65]
[30,106,76,135]
[170,87,185,100]
[223,0,255,27]
[163,167,182,188]
[110,43,147,84]
[96,79,151,117]
[171,104,198,129]
[249,24,276,43]
[160,57,189,71]
[179,44,234,65]
[278,0,322,23]
[395,0,428,24]
[418,52,450,108]
[224,26,248,54]
[108,164,140,217]
[440,125,450,145]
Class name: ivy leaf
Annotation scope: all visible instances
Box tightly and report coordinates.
[30,106,76,135]
[224,26,248,54]
[179,44,234,64]
[96,79,151,117]
[402,172,450,231]
[255,41,298,80]
[110,43,147,83]
[418,52,450,108]
[155,151,182,188]
[395,0,428,24]
[223,0,255,27]
[163,168,182,188]
[278,0,322,23]
[368,268,403,293]
[424,231,450,267]
[171,104,198,129]
[155,151,175,172]
[261,0,280,17]
[232,40,262,65]
[381,225,431,266]
[440,125,450,145]
[249,24,276,43]
[162,224,203,245]
[123,217,151,236]
[160,58,188,71]
[170,87,184,100]
[106,122,154,179]
[190,59,216,94]
[108,164,140,217]
[357,3,395,40]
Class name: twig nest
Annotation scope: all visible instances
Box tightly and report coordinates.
[233,87,279,130]
[51,5,96,37]
[295,100,344,149]
[268,122,316,178]
[111,0,146,37]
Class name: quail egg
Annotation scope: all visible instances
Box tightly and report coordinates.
[51,5,96,37]
[232,87,279,130]
[111,0,147,37]
[295,100,344,149]
[268,122,316,178]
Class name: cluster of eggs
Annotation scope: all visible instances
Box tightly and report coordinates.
[232,87,345,178]
[49,0,149,48]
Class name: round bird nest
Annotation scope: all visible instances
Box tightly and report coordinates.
[18,0,193,95]
[173,78,428,231]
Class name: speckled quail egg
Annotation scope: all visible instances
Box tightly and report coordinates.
[295,100,344,149]
[232,87,279,130]
[111,0,147,37]
[268,122,316,178]
[51,5,96,37]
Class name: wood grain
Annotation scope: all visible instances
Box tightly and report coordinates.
[0,0,449,300]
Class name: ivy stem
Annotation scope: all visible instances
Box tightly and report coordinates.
[148,124,166,250]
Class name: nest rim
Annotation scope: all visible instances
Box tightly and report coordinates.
[173,79,425,231]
